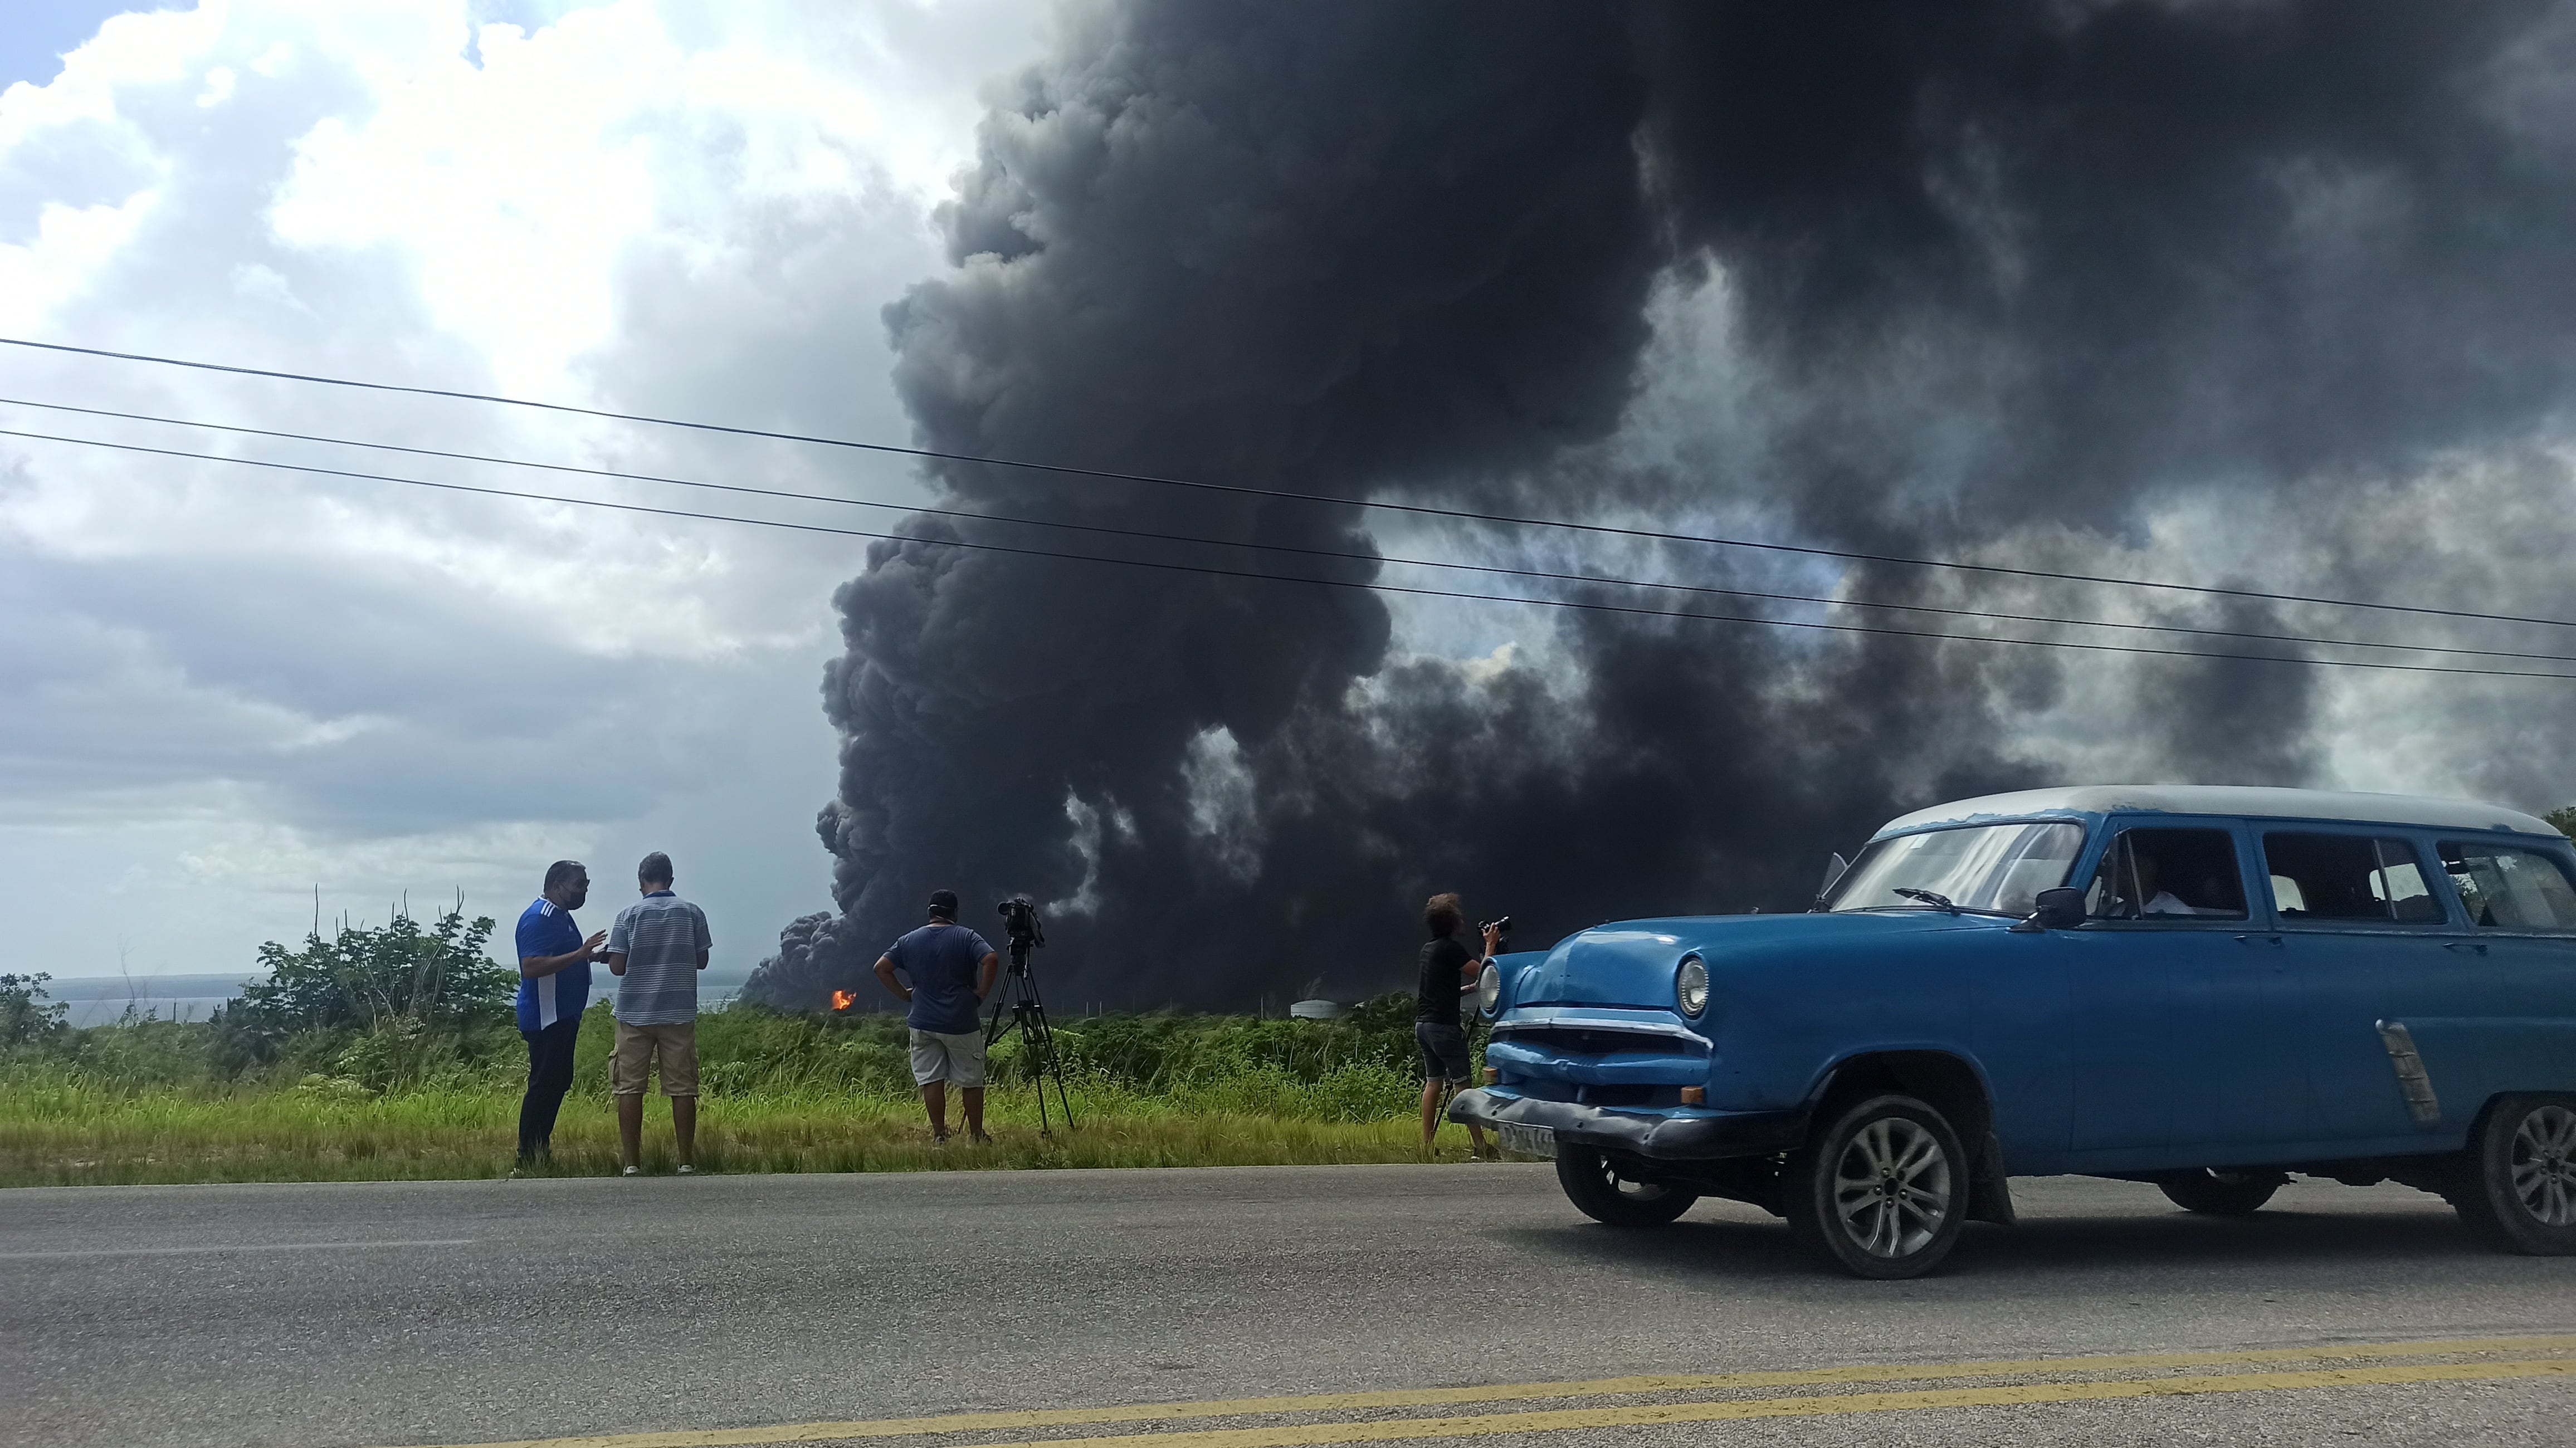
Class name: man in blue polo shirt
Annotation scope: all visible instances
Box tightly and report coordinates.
[514,859,606,1167]
[872,890,999,1144]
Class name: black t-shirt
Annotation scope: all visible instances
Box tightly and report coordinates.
[1416,936,1474,1023]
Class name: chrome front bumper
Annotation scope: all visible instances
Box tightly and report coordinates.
[1446,1088,1807,1161]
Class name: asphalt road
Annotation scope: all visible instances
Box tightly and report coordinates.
[4,1165,2572,1448]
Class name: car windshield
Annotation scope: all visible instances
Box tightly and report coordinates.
[1825,821,2087,916]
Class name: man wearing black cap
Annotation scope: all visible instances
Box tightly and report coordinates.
[872,890,1002,1144]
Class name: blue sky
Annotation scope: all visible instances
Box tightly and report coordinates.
[0,2,137,90]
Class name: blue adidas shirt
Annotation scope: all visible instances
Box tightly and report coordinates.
[514,897,590,1031]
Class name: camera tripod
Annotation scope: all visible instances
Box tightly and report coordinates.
[986,906,1075,1135]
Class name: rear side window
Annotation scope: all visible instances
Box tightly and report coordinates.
[2263,834,2446,925]
[2438,842,2576,931]
[2086,828,2248,921]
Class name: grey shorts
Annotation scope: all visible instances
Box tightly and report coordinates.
[908,1028,987,1088]
[1416,1019,1473,1085]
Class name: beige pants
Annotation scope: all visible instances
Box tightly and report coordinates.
[612,1020,699,1097]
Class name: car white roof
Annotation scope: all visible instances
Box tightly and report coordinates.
[1875,785,2559,839]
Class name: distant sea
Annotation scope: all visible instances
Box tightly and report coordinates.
[42,971,753,1028]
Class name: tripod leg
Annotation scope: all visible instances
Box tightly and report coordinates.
[1014,1002,1052,1136]
[1022,984,1074,1132]
[992,962,1077,1135]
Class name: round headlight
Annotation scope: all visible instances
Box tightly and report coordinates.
[1676,956,1709,1017]
[1477,961,1502,1015]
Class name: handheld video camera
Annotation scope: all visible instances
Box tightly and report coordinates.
[1480,915,1512,947]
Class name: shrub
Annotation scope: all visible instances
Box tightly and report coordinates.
[216,905,515,1077]
[0,973,67,1051]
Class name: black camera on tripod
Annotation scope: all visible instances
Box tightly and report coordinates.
[984,895,1072,1134]
[997,896,1045,953]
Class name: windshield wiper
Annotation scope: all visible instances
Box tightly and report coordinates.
[1891,888,1960,913]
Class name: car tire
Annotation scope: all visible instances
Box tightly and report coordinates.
[2158,1168,2286,1216]
[2450,1094,2576,1255]
[1784,1094,1970,1279]
[1555,1146,1699,1227]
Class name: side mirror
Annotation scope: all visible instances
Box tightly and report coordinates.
[2011,887,2087,934]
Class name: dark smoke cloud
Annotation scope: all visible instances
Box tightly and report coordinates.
[747,0,2576,1011]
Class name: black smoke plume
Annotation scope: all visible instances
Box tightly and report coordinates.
[746,0,2576,1010]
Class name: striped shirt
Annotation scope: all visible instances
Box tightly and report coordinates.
[608,892,711,1026]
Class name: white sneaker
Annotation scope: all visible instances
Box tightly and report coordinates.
[676,1164,696,1175]
[621,1165,640,1176]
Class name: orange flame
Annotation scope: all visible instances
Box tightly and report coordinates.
[830,990,856,1012]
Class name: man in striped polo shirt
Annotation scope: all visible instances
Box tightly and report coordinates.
[605,852,713,1175]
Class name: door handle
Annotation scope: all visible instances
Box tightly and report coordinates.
[2233,934,2283,947]
[2445,941,2488,956]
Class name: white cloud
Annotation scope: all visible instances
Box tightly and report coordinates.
[0,0,1049,978]
[0,188,161,331]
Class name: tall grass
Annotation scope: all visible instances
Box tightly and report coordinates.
[0,996,1482,1187]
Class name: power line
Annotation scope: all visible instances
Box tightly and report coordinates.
[6,424,2572,681]
[4,394,2569,668]
[6,333,2569,633]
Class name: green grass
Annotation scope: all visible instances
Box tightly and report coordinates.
[0,1079,1458,1187]
[0,998,1487,1187]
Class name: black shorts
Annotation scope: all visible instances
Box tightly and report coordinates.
[1416,1019,1473,1085]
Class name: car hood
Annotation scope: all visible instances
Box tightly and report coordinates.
[1509,911,1997,1011]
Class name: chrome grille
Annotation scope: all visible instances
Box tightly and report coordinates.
[1501,1026,1677,1056]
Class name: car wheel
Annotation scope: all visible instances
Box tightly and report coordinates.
[1554,1146,1699,1226]
[1785,1094,1969,1279]
[2158,1168,2286,1216]
[2451,1094,2576,1255]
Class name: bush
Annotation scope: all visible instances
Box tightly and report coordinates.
[215,905,516,1079]
[17,989,1477,1119]
[0,973,67,1051]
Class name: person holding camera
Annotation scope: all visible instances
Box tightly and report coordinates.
[1416,893,1497,1158]
[872,890,1001,1145]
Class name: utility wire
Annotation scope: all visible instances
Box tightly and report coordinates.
[6,333,2569,633]
[6,424,2572,681]
[5,394,2567,669]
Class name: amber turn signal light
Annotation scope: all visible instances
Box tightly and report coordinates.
[1679,1086,1706,1105]
[1482,1067,1499,1084]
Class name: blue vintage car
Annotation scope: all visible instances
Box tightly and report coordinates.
[1450,785,2576,1277]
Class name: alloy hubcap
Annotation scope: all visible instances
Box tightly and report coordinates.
[1832,1117,1953,1258]
[2510,1105,2576,1227]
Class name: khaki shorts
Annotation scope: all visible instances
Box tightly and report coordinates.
[908,1028,986,1088]
[612,1020,699,1097]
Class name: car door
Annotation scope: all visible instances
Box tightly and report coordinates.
[2403,836,2576,1127]
[2063,818,2292,1162]
[2260,827,2460,1148]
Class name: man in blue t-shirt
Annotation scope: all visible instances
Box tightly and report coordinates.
[513,859,606,1167]
[872,889,1000,1144]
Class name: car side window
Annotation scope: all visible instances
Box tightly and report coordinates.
[2437,841,2576,931]
[2263,833,2446,925]
[2084,828,2248,921]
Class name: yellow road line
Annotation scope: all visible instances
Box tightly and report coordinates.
[411,1336,2576,1448]
[989,1359,2576,1448]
